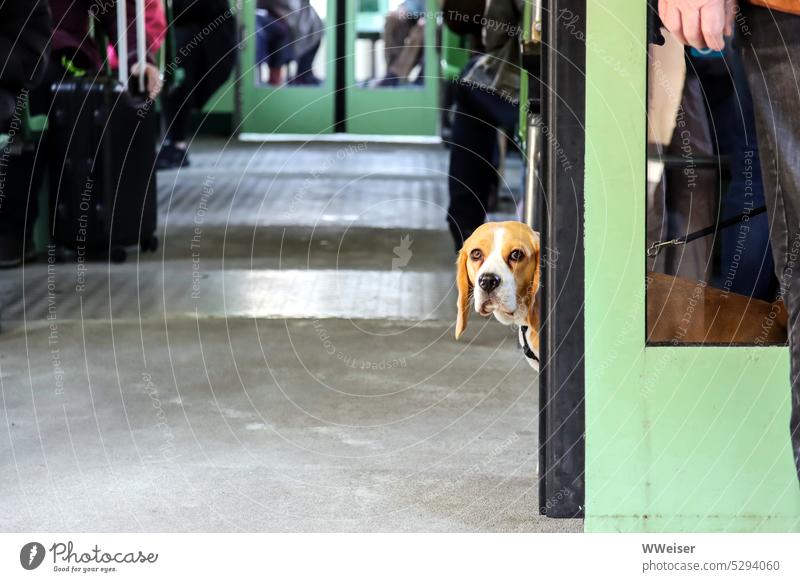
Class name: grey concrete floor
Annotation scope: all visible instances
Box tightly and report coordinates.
[0,140,581,532]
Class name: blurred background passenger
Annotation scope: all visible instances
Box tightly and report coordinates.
[256,0,324,87]
[158,0,237,169]
[445,0,522,251]
[256,5,294,85]
[372,0,426,87]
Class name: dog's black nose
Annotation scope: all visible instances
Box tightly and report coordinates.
[478,273,501,292]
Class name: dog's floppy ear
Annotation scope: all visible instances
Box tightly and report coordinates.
[526,234,542,330]
[455,248,471,339]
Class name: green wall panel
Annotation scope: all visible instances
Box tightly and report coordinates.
[239,0,337,134]
[343,0,438,135]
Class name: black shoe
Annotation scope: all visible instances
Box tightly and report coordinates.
[289,72,322,86]
[369,75,401,88]
[156,143,191,170]
[0,233,36,268]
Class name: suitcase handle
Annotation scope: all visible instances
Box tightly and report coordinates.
[116,0,127,87]
[116,0,147,93]
[136,0,146,93]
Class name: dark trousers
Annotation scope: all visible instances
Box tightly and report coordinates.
[740,5,800,482]
[163,24,236,144]
[693,49,776,300]
[446,81,519,251]
[256,10,293,69]
[295,39,320,79]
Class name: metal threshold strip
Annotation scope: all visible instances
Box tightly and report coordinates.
[238,133,443,145]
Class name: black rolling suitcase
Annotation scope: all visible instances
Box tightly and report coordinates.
[49,0,158,263]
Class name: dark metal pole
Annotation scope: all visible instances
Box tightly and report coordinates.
[334,0,347,132]
[538,0,586,518]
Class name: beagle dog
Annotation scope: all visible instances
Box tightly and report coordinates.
[455,221,541,370]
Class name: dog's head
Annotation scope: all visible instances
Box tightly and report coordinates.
[455,221,541,344]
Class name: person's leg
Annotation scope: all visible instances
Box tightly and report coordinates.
[383,11,413,73]
[256,10,270,68]
[160,25,200,168]
[716,105,775,299]
[161,17,237,170]
[162,26,198,146]
[386,20,424,82]
[191,27,238,109]
[265,14,293,84]
[697,49,776,300]
[292,39,321,84]
[740,5,800,481]
[447,83,518,250]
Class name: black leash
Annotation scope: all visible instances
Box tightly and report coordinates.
[647,205,767,258]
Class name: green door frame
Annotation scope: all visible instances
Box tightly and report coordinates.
[239,0,338,134]
[344,0,438,135]
[238,0,438,135]
[584,0,800,532]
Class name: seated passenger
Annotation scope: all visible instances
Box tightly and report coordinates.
[373,0,426,87]
[257,0,324,87]
[158,0,237,169]
[0,0,160,268]
[256,7,294,85]
[445,0,523,251]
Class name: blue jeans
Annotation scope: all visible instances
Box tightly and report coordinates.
[693,47,775,300]
[256,10,293,69]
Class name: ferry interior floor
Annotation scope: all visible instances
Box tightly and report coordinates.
[0,138,581,532]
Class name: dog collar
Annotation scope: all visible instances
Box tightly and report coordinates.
[519,325,539,363]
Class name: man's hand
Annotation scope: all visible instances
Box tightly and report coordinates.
[131,62,163,100]
[658,0,735,51]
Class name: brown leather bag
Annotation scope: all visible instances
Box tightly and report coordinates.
[749,0,800,15]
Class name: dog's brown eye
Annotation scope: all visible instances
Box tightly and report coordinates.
[470,249,483,261]
[509,249,524,262]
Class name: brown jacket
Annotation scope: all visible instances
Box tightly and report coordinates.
[750,0,800,15]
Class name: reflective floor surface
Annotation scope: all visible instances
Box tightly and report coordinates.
[0,139,581,532]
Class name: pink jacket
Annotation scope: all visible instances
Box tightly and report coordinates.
[107,0,167,68]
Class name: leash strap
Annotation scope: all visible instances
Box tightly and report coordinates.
[647,205,767,258]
